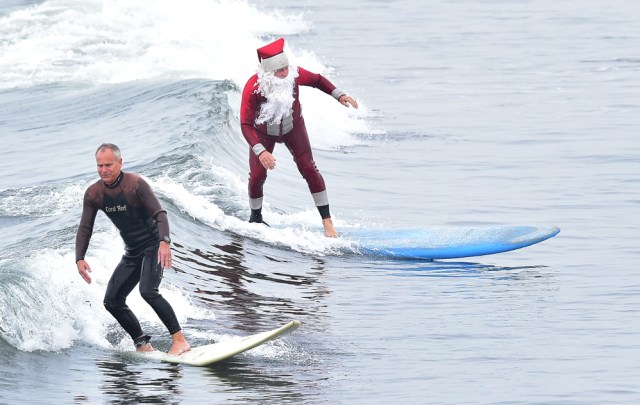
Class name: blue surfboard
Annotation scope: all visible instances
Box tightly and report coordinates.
[344,225,560,260]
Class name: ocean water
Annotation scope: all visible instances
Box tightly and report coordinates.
[1,0,638,403]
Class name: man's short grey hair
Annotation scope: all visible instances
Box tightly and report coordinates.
[95,143,122,159]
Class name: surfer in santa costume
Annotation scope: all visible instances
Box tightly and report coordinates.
[240,38,358,237]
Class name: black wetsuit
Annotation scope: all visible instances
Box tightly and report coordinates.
[75,172,181,342]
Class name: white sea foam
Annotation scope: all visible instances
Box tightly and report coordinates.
[0,229,211,352]
[148,174,356,256]
[0,0,375,169]
[0,0,307,89]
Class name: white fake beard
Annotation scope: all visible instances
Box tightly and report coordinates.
[255,65,299,125]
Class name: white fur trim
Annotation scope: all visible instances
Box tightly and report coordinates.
[261,52,289,72]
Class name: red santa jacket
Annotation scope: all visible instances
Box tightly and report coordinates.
[240,67,345,156]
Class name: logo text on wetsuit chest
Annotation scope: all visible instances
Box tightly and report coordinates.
[105,204,127,213]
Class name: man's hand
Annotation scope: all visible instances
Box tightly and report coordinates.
[158,241,172,269]
[338,95,359,109]
[259,151,277,170]
[76,260,93,284]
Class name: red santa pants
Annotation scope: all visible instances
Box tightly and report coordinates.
[248,117,326,200]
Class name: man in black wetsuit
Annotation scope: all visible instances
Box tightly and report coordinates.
[75,143,191,355]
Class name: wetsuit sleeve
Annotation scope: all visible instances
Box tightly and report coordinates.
[240,75,267,156]
[75,188,99,262]
[297,67,346,101]
[135,177,170,239]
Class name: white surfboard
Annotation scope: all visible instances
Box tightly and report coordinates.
[134,320,300,366]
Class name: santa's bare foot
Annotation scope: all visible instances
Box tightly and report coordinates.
[323,217,339,238]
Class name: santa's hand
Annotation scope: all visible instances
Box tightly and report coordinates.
[339,95,359,109]
[259,151,276,170]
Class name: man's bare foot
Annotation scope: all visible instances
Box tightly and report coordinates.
[323,217,339,238]
[168,331,191,355]
[136,342,154,352]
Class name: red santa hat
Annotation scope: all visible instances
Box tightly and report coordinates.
[257,38,289,72]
